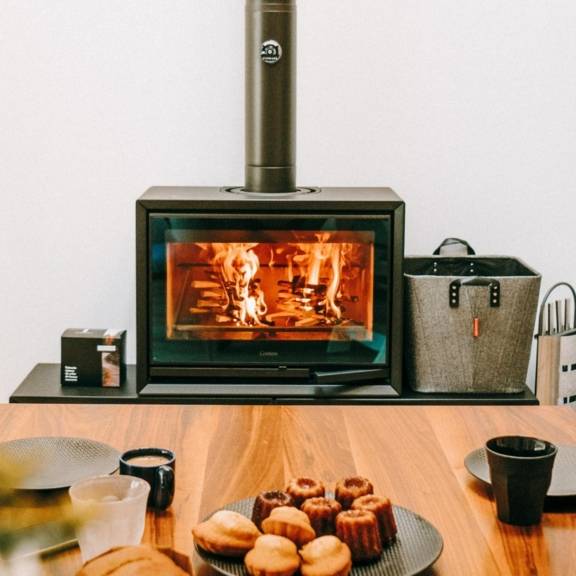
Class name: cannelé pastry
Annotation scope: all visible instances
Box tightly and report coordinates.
[252,490,295,530]
[286,478,325,508]
[351,494,397,545]
[335,510,382,562]
[300,497,342,536]
[334,476,374,510]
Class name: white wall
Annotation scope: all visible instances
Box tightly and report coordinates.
[1,1,575,401]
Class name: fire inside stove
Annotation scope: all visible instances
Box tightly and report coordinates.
[166,230,374,341]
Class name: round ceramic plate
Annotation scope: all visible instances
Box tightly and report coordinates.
[0,436,120,490]
[464,445,576,497]
[194,497,443,576]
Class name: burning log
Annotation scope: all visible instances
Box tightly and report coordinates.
[295,316,324,327]
[188,307,211,315]
[265,312,299,322]
[201,290,223,299]
[185,234,362,332]
[196,301,224,309]
[191,280,221,289]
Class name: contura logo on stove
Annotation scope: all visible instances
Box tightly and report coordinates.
[259,351,279,357]
[260,40,282,64]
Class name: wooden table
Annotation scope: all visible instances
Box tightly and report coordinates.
[1,404,575,575]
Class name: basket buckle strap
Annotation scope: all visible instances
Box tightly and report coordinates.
[449,277,501,309]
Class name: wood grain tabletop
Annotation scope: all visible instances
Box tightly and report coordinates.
[1,404,575,575]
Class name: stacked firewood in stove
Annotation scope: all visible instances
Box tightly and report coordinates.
[266,277,352,327]
[189,273,269,327]
[188,278,230,323]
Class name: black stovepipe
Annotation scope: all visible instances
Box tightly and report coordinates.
[245,0,297,193]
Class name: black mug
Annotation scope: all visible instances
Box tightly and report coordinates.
[119,448,175,510]
[486,436,557,526]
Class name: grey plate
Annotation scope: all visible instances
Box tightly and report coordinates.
[195,497,443,576]
[0,436,120,490]
[464,445,576,497]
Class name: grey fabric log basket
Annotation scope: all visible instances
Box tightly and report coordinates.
[404,240,541,393]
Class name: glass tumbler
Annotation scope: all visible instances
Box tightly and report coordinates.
[69,475,150,562]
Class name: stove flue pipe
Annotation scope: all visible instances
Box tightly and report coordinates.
[245,0,297,193]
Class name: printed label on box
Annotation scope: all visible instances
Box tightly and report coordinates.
[64,365,78,383]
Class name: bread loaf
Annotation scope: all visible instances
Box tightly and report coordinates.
[76,546,189,576]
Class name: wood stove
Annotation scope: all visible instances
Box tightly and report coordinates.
[136,0,405,401]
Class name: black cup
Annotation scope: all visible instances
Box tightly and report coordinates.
[486,436,557,526]
[119,448,175,510]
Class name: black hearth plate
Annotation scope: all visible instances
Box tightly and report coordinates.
[194,497,443,576]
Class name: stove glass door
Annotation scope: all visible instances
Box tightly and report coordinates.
[149,214,391,369]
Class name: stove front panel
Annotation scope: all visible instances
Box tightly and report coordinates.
[149,214,391,369]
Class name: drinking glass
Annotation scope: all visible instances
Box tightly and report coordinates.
[486,436,557,525]
[69,475,150,562]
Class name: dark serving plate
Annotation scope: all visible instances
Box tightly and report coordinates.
[0,436,120,490]
[464,445,576,497]
[194,497,443,576]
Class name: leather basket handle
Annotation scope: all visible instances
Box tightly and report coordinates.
[433,238,476,256]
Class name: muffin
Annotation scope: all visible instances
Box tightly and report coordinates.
[301,497,342,536]
[351,495,397,545]
[192,510,261,557]
[300,536,352,576]
[334,476,374,510]
[252,490,295,530]
[335,510,382,562]
[262,506,316,547]
[286,478,325,508]
[245,535,300,576]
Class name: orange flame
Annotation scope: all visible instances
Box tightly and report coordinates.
[190,234,363,330]
[211,243,268,326]
[289,234,354,322]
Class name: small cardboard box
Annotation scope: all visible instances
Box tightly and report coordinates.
[61,329,126,387]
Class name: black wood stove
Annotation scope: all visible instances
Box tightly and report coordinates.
[136,0,405,401]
